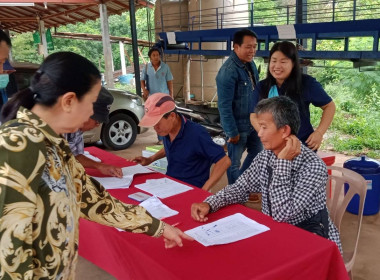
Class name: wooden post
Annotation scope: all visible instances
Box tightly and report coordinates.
[124,49,133,65]
[99,3,114,88]
[137,47,146,64]
[38,18,48,58]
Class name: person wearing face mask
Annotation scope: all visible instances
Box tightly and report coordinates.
[250,41,336,151]
[0,29,12,111]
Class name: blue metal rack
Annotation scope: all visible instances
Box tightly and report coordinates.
[159,19,380,61]
[158,1,380,63]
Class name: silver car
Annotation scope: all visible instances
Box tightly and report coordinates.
[83,88,146,150]
[9,62,145,150]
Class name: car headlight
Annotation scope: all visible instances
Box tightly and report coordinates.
[131,97,142,106]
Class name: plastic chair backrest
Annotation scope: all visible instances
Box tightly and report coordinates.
[326,166,367,276]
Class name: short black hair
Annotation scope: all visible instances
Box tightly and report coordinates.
[0,29,12,47]
[233,29,257,46]
[148,47,161,58]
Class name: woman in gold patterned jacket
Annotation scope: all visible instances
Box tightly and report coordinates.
[0,52,192,280]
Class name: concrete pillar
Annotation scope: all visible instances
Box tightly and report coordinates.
[99,3,114,88]
[38,19,48,58]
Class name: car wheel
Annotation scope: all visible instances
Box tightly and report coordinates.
[101,113,137,150]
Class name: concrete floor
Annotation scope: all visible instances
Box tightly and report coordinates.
[76,128,380,280]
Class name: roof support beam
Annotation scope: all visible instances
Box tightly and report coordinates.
[53,31,152,46]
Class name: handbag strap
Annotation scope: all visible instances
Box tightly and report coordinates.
[145,63,149,90]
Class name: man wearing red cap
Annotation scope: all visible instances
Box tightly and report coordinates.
[133,93,231,191]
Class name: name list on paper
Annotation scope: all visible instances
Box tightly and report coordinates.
[184,213,270,246]
[134,178,193,198]
[92,164,155,190]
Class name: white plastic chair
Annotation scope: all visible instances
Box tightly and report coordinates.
[326,166,367,279]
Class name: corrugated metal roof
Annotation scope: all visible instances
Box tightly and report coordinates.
[0,0,154,33]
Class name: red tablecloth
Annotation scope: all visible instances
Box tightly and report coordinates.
[79,147,348,280]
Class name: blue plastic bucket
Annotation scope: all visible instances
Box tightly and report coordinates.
[119,74,134,85]
[344,156,380,215]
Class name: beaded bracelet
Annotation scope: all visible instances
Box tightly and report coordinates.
[155,222,166,238]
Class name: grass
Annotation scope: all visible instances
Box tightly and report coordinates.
[114,83,137,94]
[310,83,380,159]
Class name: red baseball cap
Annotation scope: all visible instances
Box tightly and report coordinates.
[139,93,176,127]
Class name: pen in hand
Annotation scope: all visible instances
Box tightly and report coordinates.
[171,222,181,227]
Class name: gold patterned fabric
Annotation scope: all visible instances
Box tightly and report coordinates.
[0,107,163,280]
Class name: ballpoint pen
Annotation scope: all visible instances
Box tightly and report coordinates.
[171,222,182,227]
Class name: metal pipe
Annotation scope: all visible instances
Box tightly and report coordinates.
[287,6,290,25]
[199,0,204,101]
[129,0,141,96]
[332,0,336,22]
[250,1,254,27]
[184,55,191,103]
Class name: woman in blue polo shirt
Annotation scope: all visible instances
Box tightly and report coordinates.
[250,41,336,150]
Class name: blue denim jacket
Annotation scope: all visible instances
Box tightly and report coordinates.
[216,51,259,137]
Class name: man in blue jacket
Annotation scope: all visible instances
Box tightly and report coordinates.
[216,29,263,184]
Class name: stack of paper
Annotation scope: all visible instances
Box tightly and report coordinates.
[185,213,270,246]
[92,164,155,190]
[121,164,155,177]
[135,178,192,198]
[140,196,178,219]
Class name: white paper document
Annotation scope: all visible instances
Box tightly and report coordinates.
[92,176,133,190]
[134,178,192,198]
[92,164,155,190]
[185,213,270,246]
[276,24,296,39]
[83,151,101,162]
[167,32,176,44]
[139,196,178,219]
[121,164,155,177]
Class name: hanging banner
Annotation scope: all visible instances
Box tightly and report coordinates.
[46,28,54,50]
[33,31,41,47]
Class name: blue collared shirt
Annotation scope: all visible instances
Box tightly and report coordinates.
[252,74,332,143]
[141,61,173,94]
[163,114,226,188]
